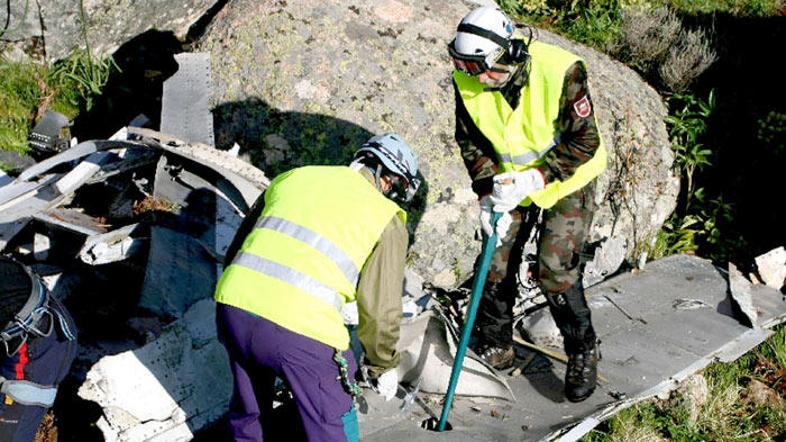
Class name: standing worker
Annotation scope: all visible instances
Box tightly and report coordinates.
[214,133,421,441]
[0,255,78,441]
[448,6,607,402]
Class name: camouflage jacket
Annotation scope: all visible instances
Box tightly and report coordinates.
[453,60,601,198]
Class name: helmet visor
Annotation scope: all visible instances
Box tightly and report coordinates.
[451,57,487,76]
[447,39,504,76]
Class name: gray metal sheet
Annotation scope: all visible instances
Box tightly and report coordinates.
[359,254,786,441]
[160,53,215,146]
[33,207,108,236]
[138,226,217,317]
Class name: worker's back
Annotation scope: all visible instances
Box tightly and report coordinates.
[215,165,404,350]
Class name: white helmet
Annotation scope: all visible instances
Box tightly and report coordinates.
[448,7,515,76]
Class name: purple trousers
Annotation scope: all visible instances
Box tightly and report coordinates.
[216,303,358,442]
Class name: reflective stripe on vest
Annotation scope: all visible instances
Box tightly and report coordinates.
[454,40,607,209]
[498,133,560,166]
[233,252,343,311]
[256,216,359,287]
[0,377,57,407]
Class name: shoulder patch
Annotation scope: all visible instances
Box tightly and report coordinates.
[573,95,591,118]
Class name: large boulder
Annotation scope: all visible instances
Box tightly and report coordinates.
[1,0,219,61]
[199,0,678,287]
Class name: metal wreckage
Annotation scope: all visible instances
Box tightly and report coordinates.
[1,53,786,441]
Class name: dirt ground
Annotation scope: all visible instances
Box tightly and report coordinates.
[34,411,57,442]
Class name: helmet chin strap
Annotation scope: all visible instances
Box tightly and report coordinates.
[374,163,383,190]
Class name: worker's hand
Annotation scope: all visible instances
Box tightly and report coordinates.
[374,370,398,401]
[479,196,512,246]
[490,170,545,212]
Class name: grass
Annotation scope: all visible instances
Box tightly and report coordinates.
[584,325,786,441]
[663,0,785,16]
[0,50,116,154]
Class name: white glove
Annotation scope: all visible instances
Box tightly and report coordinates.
[479,196,513,245]
[489,170,545,212]
[375,370,398,401]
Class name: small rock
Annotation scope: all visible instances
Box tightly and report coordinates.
[746,378,783,407]
[755,247,786,290]
[680,374,708,421]
[518,308,563,349]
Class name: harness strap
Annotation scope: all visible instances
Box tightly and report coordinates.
[333,350,362,409]
[0,376,58,407]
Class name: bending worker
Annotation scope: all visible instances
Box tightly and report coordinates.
[448,6,607,402]
[0,255,77,441]
[214,133,420,441]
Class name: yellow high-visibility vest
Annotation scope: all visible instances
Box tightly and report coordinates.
[454,40,607,209]
[215,166,406,350]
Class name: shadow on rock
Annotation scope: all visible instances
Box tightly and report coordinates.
[71,30,184,141]
[212,98,429,241]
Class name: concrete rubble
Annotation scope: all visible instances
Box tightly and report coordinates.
[755,246,786,291]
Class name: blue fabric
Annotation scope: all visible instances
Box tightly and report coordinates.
[341,408,359,442]
[0,296,77,442]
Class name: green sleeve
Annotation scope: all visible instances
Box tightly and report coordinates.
[356,214,408,378]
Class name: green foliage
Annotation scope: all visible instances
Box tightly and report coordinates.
[559,1,625,49]
[48,50,119,113]
[500,0,626,50]
[0,51,116,154]
[0,61,46,152]
[662,0,784,16]
[757,111,786,155]
[666,90,715,202]
[651,90,745,261]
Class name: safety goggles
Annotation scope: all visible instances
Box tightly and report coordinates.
[447,41,505,76]
[359,142,421,202]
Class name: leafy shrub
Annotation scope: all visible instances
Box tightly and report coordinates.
[757,111,786,155]
[611,5,717,93]
[658,28,717,93]
[612,6,681,71]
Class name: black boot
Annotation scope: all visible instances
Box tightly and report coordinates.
[564,338,600,402]
[547,288,600,402]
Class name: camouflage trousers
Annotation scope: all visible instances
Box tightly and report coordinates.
[475,183,595,347]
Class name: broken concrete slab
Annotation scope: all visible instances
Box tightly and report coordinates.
[728,262,758,327]
[755,246,786,291]
[77,299,232,442]
[358,255,786,441]
[583,235,627,288]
